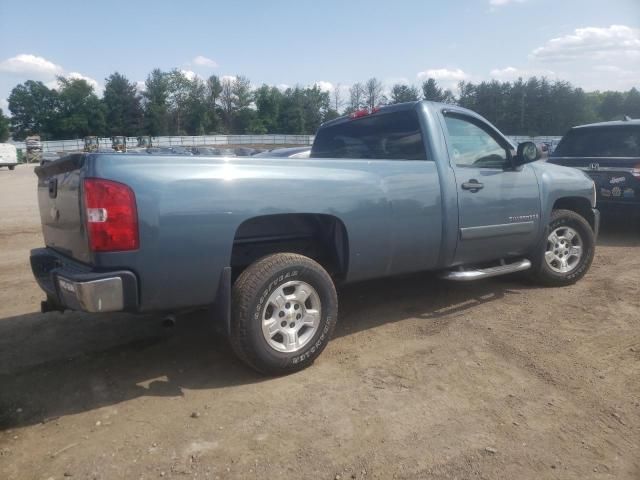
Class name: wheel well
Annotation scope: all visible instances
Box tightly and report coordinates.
[553,197,594,229]
[230,214,349,281]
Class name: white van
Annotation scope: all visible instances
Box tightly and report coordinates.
[0,143,18,170]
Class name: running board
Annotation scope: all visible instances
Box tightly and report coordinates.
[440,259,532,282]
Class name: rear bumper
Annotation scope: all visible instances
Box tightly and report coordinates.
[30,248,138,313]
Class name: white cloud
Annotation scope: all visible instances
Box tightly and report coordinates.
[314,81,333,92]
[192,55,218,68]
[417,68,467,81]
[0,54,63,78]
[489,0,527,6]
[0,98,8,113]
[135,80,146,93]
[221,75,237,83]
[531,25,640,62]
[180,69,200,81]
[489,66,556,80]
[66,72,101,92]
[276,83,290,91]
[0,53,103,97]
[526,25,640,90]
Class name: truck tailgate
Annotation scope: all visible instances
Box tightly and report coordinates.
[35,154,92,263]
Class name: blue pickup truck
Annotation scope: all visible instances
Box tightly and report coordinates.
[31,101,599,374]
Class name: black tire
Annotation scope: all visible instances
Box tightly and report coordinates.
[529,209,595,286]
[8,165,15,170]
[230,253,338,375]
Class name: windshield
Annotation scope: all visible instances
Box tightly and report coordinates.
[554,125,640,157]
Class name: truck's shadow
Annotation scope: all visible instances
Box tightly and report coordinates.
[0,216,637,430]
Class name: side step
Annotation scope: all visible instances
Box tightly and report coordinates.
[440,259,531,282]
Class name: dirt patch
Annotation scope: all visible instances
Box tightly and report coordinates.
[0,164,638,479]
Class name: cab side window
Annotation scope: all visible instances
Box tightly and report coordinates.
[444,114,509,168]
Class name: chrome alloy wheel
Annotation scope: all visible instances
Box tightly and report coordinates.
[544,226,583,273]
[261,280,321,353]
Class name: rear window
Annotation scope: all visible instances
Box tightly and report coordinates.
[311,110,428,160]
[554,125,640,157]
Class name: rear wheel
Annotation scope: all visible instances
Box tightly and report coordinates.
[8,165,15,170]
[230,253,338,375]
[529,209,595,286]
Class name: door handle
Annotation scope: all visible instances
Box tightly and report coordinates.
[461,180,484,192]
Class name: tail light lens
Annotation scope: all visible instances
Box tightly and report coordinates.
[83,178,139,252]
[632,163,640,179]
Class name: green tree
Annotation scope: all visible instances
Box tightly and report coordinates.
[623,87,640,118]
[389,84,420,104]
[254,84,283,132]
[55,77,105,138]
[302,85,331,133]
[598,91,625,121]
[166,70,193,134]
[143,69,170,136]
[278,87,306,134]
[102,72,142,136]
[8,80,59,140]
[184,77,208,135]
[205,75,223,132]
[364,77,385,109]
[422,78,444,101]
[347,82,365,113]
[0,108,10,142]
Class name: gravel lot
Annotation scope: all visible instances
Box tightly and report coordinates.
[0,164,639,479]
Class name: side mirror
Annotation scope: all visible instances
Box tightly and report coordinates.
[514,141,541,166]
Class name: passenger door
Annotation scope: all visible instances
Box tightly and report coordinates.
[442,112,541,265]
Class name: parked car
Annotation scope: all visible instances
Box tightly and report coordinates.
[192,147,222,156]
[548,118,639,211]
[234,147,257,156]
[145,146,193,155]
[0,143,18,170]
[167,146,193,155]
[253,146,311,158]
[31,101,598,375]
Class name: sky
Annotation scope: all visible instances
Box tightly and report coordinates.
[0,0,639,114]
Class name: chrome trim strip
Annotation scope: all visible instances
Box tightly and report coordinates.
[460,221,535,240]
[441,259,532,282]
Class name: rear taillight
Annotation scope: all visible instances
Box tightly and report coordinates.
[83,178,139,252]
[633,163,640,179]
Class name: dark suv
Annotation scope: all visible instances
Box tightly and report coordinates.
[548,119,640,211]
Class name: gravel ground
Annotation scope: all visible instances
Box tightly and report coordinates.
[0,164,639,480]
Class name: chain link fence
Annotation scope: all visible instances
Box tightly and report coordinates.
[13,134,564,155]
[32,134,315,153]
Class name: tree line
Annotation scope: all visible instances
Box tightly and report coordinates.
[4,69,640,141]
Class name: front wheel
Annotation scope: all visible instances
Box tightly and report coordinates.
[230,253,338,375]
[529,209,595,286]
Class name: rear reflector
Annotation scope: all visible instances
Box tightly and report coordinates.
[633,163,640,179]
[83,178,139,252]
